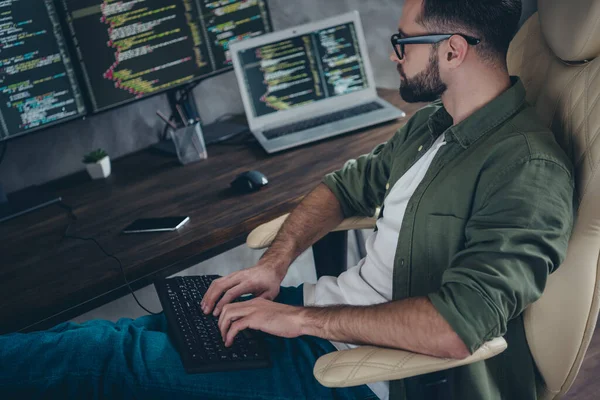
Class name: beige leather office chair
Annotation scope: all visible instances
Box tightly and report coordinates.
[247,0,600,398]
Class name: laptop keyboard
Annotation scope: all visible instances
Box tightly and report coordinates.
[262,101,384,140]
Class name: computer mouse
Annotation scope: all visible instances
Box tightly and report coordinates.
[230,170,269,193]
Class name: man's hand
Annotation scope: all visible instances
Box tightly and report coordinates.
[218,298,304,347]
[201,262,286,317]
[202,183,344,316]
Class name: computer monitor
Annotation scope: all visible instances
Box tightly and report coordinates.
[0,0,87,141]
[57,0,273,113]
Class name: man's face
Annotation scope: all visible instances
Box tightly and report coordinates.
[392,0,447,103]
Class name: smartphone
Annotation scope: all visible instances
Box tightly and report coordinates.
[122,217,190,234]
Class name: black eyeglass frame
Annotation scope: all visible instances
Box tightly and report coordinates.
[390,33,481,60]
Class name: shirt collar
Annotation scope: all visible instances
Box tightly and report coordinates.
[427,76,527,148]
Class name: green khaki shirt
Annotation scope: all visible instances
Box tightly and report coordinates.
[322,77,575,400]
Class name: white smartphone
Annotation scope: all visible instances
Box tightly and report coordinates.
[122,217,190,234]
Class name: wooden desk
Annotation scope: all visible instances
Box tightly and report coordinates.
[0,89,424,334]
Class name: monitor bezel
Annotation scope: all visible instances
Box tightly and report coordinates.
[230,10,377,132]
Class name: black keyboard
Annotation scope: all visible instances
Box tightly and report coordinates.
[154,275,270,373]
[263,101,384,140]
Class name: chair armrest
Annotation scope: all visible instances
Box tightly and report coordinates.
[313,337,507,388]
[247,214,378,250]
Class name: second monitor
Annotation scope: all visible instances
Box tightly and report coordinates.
[58,0,273,113]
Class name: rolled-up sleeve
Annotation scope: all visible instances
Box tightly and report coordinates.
[428,158,575,353]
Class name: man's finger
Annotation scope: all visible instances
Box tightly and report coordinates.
[226,318,251,347]
[219,303,248,339]
[200,277,225,310]
[201,276,237,314]
[213,285,249,317]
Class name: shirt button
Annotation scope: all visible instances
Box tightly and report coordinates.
[418,145,423,152]
[386,183,390,190]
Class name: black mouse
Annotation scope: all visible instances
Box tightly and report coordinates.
[230,170,269,193]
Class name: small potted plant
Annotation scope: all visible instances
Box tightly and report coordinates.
[83,148,111,179]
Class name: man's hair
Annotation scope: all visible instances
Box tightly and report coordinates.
[416,0,523,68]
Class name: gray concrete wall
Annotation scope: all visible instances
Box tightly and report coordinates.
[0,0,538,193]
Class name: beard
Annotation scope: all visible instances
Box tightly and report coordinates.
[398,48,447,103]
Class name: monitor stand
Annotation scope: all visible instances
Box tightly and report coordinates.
[0,184,62,224]
[152,86,249,156]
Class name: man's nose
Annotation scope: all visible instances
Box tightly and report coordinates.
[390,52,402,64]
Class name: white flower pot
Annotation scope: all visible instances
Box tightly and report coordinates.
[85,156,111,179]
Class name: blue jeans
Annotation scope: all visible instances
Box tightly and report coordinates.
[0,285,377,399]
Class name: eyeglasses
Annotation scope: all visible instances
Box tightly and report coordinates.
[390,33,481,60]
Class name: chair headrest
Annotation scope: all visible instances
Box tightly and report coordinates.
[539,0,600,61]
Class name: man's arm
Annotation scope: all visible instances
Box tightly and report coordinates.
[217,295,470,359]
[202,183,345,316]
[300,298,471,359]
[259,183,345,275]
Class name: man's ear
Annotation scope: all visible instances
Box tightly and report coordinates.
[445,35,469,67]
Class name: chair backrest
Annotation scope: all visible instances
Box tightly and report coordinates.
[506,0,600,398]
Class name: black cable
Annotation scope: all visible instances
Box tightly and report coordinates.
[210,130,255,146]
[181,81,201,103]
[0,141,7,166]
[57,202,162,316]
[202,113,254,145]
[184,88,201,122]
[214,113,237,124]
[177,82,201,123]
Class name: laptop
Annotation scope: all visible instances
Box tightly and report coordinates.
[230,11,405,154]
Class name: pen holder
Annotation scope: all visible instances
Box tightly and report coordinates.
[169,123,208,165]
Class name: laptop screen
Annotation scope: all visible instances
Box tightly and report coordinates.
[237,22,369,118]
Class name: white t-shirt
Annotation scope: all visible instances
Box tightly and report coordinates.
[303,134,447,400]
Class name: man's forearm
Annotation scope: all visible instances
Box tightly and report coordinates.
[261,183,345,271]
[300,297,470,359]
